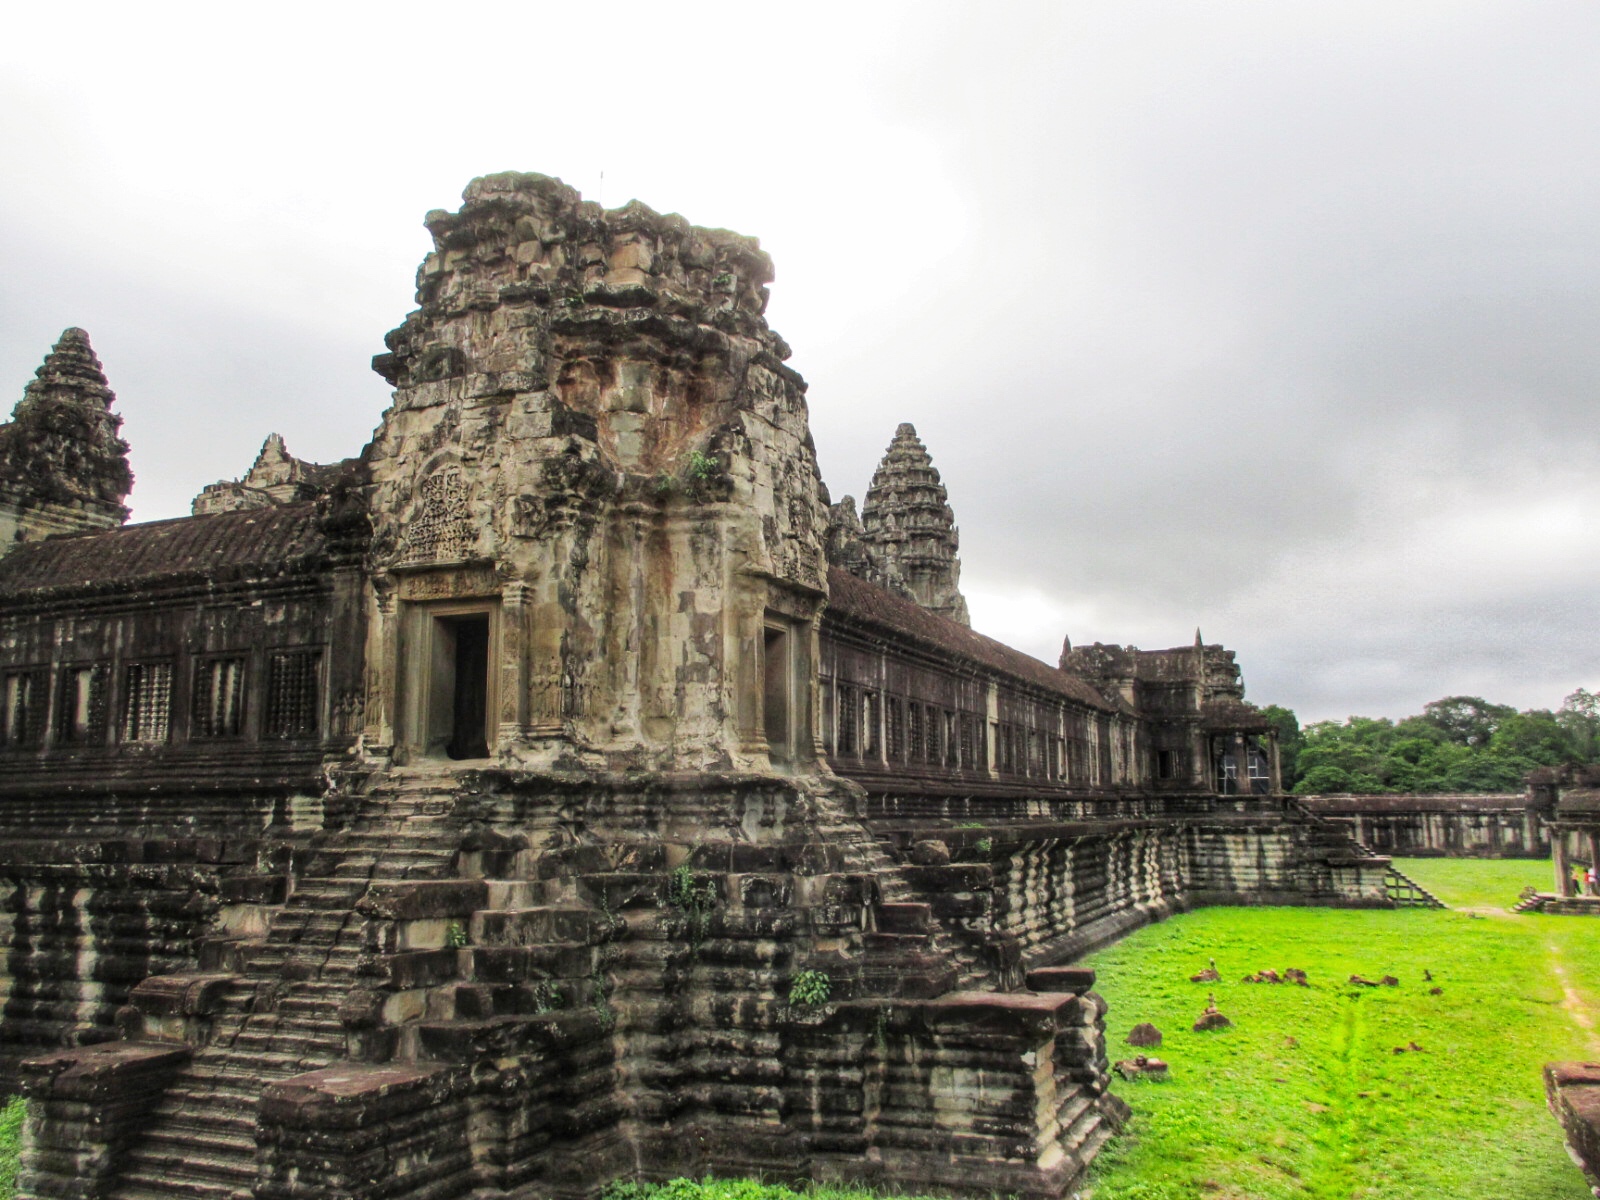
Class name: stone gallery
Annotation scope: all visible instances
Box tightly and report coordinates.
[0,174,1400,1200]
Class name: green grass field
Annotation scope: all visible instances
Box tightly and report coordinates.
[1082,856,1598,1200]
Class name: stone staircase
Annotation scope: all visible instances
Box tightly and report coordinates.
[106,770,466,1200]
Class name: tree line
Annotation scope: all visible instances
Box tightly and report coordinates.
[1258,691,1600,795]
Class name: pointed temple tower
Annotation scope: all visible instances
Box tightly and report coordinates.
[858,422,969,625]
[0,328,132,552]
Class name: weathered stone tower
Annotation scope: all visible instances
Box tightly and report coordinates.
[0,328,131,551]
[363,172,827,772]
[858,422,969,626]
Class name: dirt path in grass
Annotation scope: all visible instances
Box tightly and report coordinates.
[1460,904,1600,1054]
[1545,940,1600,1056]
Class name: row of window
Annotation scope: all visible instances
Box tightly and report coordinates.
[827,681,1105,783]
[0,650,322,750]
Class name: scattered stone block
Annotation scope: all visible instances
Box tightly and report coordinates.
[1115,1055,1168,1080]
[1193,994,1232,1032]
[1126,1022,1162,1047]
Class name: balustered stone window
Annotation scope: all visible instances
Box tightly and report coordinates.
[266,650,321,739]
[193,656,247,738]
[0,669,47,749]
[121,662,173,744]
[925,705,942,765]
[837,684,858,757]
[54,664,107,744]
[886,697,905,760]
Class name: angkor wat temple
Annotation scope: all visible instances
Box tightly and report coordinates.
[0,174,1400,1200]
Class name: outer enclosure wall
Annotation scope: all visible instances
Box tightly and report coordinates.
[1299,794,1549,858]
[819,616,1392,980]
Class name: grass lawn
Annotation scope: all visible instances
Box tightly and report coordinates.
[1082,856,1599,1200]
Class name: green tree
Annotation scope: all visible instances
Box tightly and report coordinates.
[1420,696,1515,747]
[1259,704,1303,788]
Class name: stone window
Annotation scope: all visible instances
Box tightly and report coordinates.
[886,697,904,760]
[821,680,835,755]
[837,684,858,757]
[908,702,923,761]
[959,713,975,768]
[925,706,942,765]
[763,624,792,762]
[862,691,880,758]
[193,656,248,738]
[121,662,173,744]
[0,669,47,749]
[54,665,108,745]
[266,650,321,739]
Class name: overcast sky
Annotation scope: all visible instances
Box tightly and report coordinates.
[4,1,1598,723]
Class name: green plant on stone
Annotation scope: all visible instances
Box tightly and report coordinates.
[976,837,993,854]
[686,450,717,480]
[444,920,469,949]
[788,969,832,1007]
[590,964,616,1032]
[666,864,718,952]
[528,979,565,1014]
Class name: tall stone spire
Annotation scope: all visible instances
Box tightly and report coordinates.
[0,328,133,548]
[859,422,970,626]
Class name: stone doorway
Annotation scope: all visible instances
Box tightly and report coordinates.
[437,614,490,760]
[402,601,499,762]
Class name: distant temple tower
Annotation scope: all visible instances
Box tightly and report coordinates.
[0,328,132,553]
[859,422,970,626]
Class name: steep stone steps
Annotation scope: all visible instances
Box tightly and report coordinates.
[106,771,476,1200]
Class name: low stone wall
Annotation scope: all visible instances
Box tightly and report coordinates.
[1545,1062,1600,1196]
[1299,794,1546,858]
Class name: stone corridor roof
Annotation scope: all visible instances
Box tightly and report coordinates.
[0,502,328,598]
[826,566,1111,710]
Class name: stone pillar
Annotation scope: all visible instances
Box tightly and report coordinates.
[1553,830,1570,896]
[497,581,529,749]
[1589,831,1600,894]
[364,577,399,759]
[1267,731,1284,795]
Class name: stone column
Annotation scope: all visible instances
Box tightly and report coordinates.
[364,577,399,759]
[1554,829,1570,896]
[1589,831,1600,895]
[496,582,529,749]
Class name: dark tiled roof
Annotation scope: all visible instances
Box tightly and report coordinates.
[824,567,1111,711]
[0,503,327,598]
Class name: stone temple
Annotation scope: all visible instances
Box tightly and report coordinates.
[0,174,1401,1200]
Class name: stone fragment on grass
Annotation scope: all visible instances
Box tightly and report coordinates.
[1190,958,1220,983]
[1193,994,1232,1032]
[1115,1055,1168,1080]
[1126,1022,1162,1047]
